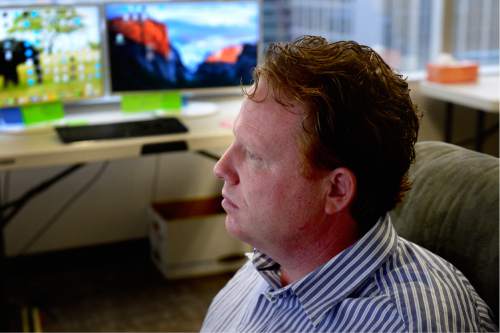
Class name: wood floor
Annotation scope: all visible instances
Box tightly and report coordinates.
[5,239,234,332]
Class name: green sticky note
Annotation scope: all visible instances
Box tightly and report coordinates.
[121,92,182,113]
[122,93,163,113]
[160,92,182,112]
[21,102,64,125]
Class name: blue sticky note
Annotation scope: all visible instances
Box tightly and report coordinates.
[0,107,23,124]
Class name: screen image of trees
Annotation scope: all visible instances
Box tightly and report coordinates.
[0,6,102,107]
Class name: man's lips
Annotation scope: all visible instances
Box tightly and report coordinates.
[221,194,239,211]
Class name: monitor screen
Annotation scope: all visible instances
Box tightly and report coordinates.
[0,6,103,108]
[105,1,259,93]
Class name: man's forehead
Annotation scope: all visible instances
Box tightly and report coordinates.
[233,92,304,149]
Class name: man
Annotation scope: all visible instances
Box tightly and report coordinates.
[201,36,497,332]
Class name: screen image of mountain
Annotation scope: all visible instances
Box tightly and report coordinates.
[107,16,257,92]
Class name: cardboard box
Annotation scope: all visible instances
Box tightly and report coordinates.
[149,196,250,279]
[427,62,478,83]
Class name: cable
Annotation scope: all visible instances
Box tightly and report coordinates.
[0,164,84,228]
[196,150,221,162]
[17,162,109,256]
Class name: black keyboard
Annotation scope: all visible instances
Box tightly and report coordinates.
[55,118,188,143]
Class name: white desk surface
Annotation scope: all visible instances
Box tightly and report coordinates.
[419,75,499,113]
[0,96,242,171]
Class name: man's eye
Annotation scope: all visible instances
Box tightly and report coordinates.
[246,150,261,161]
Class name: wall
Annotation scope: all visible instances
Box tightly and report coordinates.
[1,86,498,257]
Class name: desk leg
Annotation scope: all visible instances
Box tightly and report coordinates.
[445,102,454,143]
[0,214,7,330]
[475,111,485,152]
[0,220,15,331]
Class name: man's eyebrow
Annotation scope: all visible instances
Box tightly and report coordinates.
[233,125,266,153]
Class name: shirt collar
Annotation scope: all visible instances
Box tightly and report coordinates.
[251,249,282,290]
[251,214,398,327]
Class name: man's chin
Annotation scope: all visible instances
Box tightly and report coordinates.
[224,214,247,241]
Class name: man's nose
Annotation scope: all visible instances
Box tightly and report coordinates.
[213,157,225,180]
[213,147,238,185]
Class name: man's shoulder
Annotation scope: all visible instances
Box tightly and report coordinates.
[381,236,460,284]
[371,237,490,332]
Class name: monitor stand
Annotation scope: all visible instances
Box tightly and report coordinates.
[181,101,218,117]
[153,102,218,118]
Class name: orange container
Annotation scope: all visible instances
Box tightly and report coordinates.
[426,62,479,83]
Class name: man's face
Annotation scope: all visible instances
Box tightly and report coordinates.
[214,79,329,255]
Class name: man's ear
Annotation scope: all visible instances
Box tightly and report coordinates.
[324,167,357,215]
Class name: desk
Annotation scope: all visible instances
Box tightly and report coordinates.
[0,96,241,330]
[0,96,241,171]
[419,76,499,151]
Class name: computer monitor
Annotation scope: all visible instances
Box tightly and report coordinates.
[105,0,259,93]
[0,5,103,108]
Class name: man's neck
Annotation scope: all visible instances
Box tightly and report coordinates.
[277,214,360,286]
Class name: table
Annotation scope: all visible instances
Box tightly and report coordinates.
[419,75,499,151]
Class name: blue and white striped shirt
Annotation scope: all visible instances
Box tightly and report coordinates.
[201,215,497,332]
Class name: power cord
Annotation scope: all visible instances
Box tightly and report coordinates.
[17,162,109,256]
[0,164,85,229]
[196,150,221,161]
